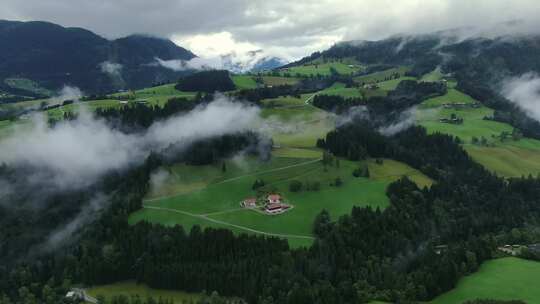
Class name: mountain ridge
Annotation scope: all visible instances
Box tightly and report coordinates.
[0,20,196,95]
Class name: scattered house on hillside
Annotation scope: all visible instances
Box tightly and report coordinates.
[528,243,540,253]
[267,194,281,204]
[442,102,481,109]
[363,83,379,90]
[262,194,292,215]
[241,197,257,208]
[498,244,523,256]
[65,290,83,301]
[439,117,463,124]
[265,202,290,214]
[434,245,448,255]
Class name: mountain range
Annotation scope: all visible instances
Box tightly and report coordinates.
[0,20,196,96]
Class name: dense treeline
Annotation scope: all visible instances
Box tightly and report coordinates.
[94,94,212,131]
[312,94,364,113]
[175,70,235,93]
[234,84,301,102]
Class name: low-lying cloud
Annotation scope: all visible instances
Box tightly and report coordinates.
[502,72,540,122]
[377,107,417,136]
[100,61,123,76]
[0,96,261,190]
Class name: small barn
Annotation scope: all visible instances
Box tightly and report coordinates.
[241,197,257,208]
[267,194,281,204]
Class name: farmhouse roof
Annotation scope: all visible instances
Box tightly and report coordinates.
[244,197,256,203]
[266,203,282,210]
[268,194,281,201]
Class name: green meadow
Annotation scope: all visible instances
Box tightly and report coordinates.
[416,87,540,177]
[420,67,444,82]
[431,257,540,304]
[318,82,363,98]
[231,75,258,89]
[130,156,431,248]
[261,76,300,86]
[280,61,362,76]
[260,92,336,148]
[376,76,417,92]
[354,66,410,84]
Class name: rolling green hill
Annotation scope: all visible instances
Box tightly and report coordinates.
[431,257,540,304]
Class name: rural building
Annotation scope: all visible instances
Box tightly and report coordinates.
[65,290,83,301]
[363,83,379,90]
[267,194,281,204]
[498,244,523,256]
[528,243,540,253]
[265,203,290,214]
[434,245,448,255]
[241,197,257,208]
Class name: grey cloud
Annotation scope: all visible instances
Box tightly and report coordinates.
[377,107,417,136]
[2,1,540,61]
[502,73,540,122]
[100,61,123,76]
[0,95,261,190]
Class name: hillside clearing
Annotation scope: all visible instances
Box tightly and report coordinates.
[130,156,431,248]
[430,257,540,304]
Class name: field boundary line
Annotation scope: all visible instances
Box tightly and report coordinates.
[144,158,322,203]
[142,205,315,240]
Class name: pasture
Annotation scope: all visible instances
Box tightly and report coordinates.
[354,66,410,84]
[260,93,335,148]
[279,61,362,76]
[318,82,363,98]
[124,83,196,107]
[431,257,540,304]
[420,67,444,82]
[231,75,258,89]
[129,156,432,248]
[376,76,417,92]
[46,99,122,121]
[416,87,540,177]
[86,281,202,303]
[261,76,300,86]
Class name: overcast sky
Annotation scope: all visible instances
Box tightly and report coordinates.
[2,0,540,60]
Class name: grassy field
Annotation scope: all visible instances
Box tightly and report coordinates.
[130,156,431,248]
[376,76,417,92]
[231,75,258,89]
[0,97,52,112]
[354,66,411,84]
[465,143,540,177]
[261,76,300,86]
[86,281,202,303]
[431,257,540,304]
[46,99,122,120]
[112,83,196,107]
[420,67,444,82]
[416,87,540,177]
[279,61,362,76]
[318,82,363,98]
[260,93,336,148]
[420,88,478,108]
[0,118,32,139]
